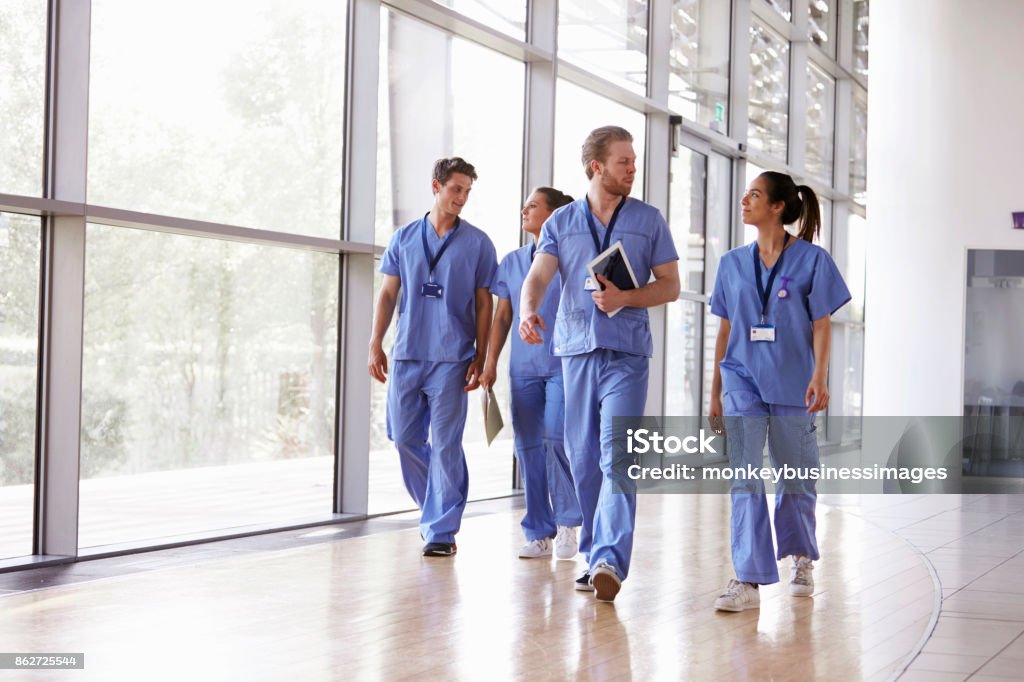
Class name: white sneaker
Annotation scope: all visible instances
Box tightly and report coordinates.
[714,579,760,612]
[790,556,814,597]
[591,563,622,602]
[554,526,578,560]
[518,537,552,559]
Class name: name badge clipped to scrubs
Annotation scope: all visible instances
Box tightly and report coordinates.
[419,213,460,299]
[421,282,444,298]
[750,233,791,344]
[584,276,598,291]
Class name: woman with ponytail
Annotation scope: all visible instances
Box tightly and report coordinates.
[707,171,851,612]
[480,187,583,560]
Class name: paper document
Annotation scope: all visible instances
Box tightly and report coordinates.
[586,240,639,318]
[482,387,505,445]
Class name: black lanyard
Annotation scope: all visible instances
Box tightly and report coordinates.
[752,232,791,324]
[420,213,460,281]
[529,243,536,261]
[584,195,627,254]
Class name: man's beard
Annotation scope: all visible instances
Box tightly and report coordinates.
[601,175,633,198]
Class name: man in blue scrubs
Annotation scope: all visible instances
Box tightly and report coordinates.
[369,157,498,557]
[519,127,680,602]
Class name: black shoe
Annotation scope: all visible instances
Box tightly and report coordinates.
[423,542,457,557]
[574,571,594,592]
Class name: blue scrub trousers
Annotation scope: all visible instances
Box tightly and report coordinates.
[723,389,821,585]
[386,359,470,544]
[562,349,649,580]
[509,373,582,541]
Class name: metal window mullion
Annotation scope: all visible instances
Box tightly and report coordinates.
[522,0,557,205]
[37,0,91,558]
[335,0,383,516]
[788,39,808,176]
[644,0,672,418]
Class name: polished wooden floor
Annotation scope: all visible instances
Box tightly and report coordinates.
[5,492,995,681]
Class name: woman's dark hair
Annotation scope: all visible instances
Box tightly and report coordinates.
[757,171,821,243]
[532,187,574,211]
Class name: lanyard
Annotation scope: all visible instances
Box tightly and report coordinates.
[584,195,627,255]
[420,213,460,281]
[752,232,791,324]
[529,243,536,261]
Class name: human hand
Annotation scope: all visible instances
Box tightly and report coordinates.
[518,313,546,345]
[805,375,829,413]
[368,343,388,384]
[592,274,627,313]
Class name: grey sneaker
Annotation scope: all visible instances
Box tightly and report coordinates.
[518,537,552,559]
[790,556,814,597]
[714,579,760,612]
[554,526,578,560]
[591,563,622,603]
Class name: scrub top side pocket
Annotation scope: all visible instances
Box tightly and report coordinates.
[553,309,588,356]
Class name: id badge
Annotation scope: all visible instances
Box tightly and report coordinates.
[421,282,444,298]
[750,325,776,342]
[584,277,598,291]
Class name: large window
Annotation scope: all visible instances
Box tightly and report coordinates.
[850,91,868,205]
[88,0,346,237]
[432,1,526,39]
[805,63,836,185]
[553,80,647,200]
[748,22,790,161]
[370,8,525,513]
[669,0,730,132]
[0,213,40,559]
[558,0,649,95]
[808,0,836,55]
[852,0,870,82]
[665,147,707,417]
[79,226,338,548]
[0,0,46,197]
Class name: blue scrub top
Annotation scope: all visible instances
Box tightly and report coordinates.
[537,197,678,358]
[491,244,561,377]
[379,215,498,362]
[710,238,852,406]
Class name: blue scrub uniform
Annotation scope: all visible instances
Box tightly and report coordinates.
[492,245,582,542]
[710,237,851,584]
[537,197,678,580]
[380,214,498,544]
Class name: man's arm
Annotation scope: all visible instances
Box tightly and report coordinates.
[592,260,681,313]
[465,287,493,391]
[479,298,513,390]
[368,274,401,383]
[518,253,558,344]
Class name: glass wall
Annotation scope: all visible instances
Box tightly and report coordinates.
[558,0,649,95]
[370,8,525,513]
[808,0,836,55]
[805,63,836,185]
[2,0,871,562]
[553,80,647,199]
[0,0,46,197]
[79,226,338,547]
[0,213,40,559]
[747,21,790,160]
[432,1,527,39]
[669,0,731,131]
[88,0,347,237]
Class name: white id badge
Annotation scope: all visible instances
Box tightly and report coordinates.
[584,277,598,291]
[750,325,776,342]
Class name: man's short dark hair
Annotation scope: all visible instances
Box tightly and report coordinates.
[433,157,478,185]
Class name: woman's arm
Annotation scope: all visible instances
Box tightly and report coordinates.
[708,318,731,433]
[805,315,832,413]
[479,298,513,390]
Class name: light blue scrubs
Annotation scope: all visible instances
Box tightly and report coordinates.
[710,237,851,584]
[380,215,498,544]
[492,245,582,541]
[537,197,678,579]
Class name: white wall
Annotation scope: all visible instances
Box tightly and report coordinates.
[864,0,1024,417]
